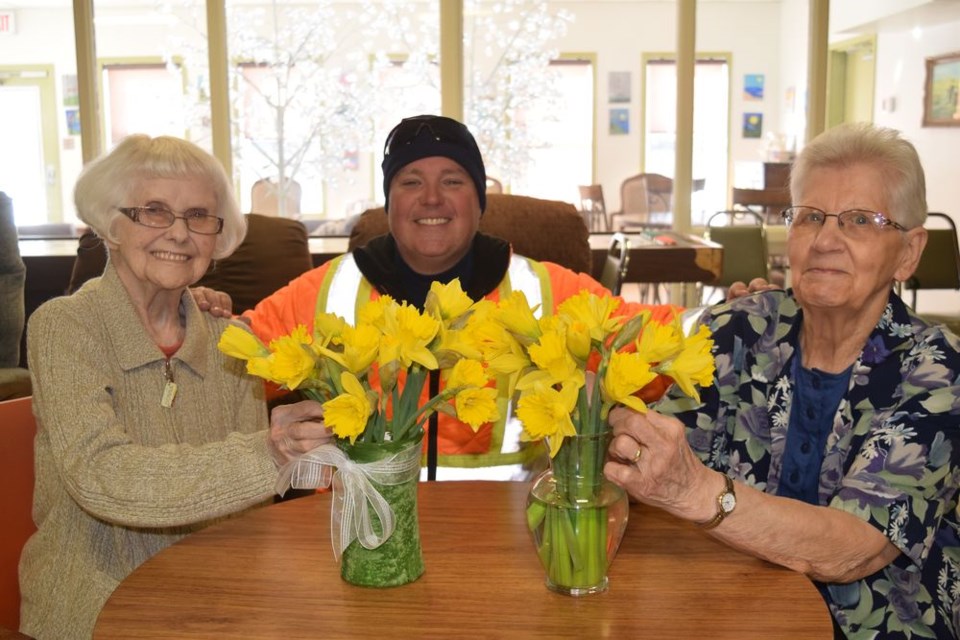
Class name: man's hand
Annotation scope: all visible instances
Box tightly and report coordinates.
[191,286,234,318]
[726,277,779,300]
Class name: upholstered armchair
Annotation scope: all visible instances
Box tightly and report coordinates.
[348,193,592,274]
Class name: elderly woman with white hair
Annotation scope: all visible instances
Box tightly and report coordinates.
[19,135,331,639]
[606,123,960,638]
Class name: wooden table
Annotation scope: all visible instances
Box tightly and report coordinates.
[95,481,830,639]
[589,231,722,284]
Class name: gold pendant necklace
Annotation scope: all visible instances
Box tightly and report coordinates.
[161,358,178,408]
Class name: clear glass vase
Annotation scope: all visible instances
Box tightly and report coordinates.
[526,432,629,596]
[337,436,425,588]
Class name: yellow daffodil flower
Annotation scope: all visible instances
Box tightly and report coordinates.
[563,320,592,362]
[434,326,483,364]
[267,326,316,389]
[425,279,473,321]
[657,325,715,402]
[556,290,623,342]
[358,294,395,330]
[246,356,275,382]
[339,324,380,373]
[469,317,529,376]
[445,358,489,389]
[635,318,684,364]
[519,329,584,390]
[602,350,657,414]
[495,291,541,341]
[453,387,500,430]
[516,381,579,457]
[382,304,440,370]
[313,312,346,346]
[218,324,269,360]
[323,372,373,444]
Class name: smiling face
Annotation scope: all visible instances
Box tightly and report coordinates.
[107,176,220,299]
[386,156,483,275]
[788,163,926,318]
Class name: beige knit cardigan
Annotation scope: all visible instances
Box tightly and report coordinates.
[20,264,276,639]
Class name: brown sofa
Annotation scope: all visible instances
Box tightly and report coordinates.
[349,193,591,274]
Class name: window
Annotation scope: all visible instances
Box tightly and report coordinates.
[644,57,730,225]
[102,62,187,145]
[510,58,594,204]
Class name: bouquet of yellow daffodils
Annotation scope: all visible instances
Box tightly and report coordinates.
[217,279,501,449]
[483,288,714,453]
[217,280,502,580]
[479,288,715,595]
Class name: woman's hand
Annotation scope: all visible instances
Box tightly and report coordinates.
[267,400,334,466]
[604,407,722,524]
[190,286,234,318]
[726,277,780,300]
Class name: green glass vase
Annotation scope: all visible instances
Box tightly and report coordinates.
[337,436,425,588]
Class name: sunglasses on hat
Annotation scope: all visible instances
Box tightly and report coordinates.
[383,115,475,156]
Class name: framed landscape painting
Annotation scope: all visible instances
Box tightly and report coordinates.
[923,51,960,127]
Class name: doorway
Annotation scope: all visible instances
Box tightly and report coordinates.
[0,65,61,224]
[827,36,876,128]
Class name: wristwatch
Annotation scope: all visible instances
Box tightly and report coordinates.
[698,474,736,530]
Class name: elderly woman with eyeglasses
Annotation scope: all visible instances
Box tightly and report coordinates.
[606,123,960,638]
[20,135,332,640]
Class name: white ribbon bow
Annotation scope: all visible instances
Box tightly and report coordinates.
[275,443,420,560]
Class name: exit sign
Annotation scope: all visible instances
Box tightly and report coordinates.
[0,12,15,36]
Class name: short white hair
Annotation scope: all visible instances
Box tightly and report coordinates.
[73,134,245,259]
[791,123,927,229]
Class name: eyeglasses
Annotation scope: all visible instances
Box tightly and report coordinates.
[117,205,224,235]
[781,205,906,239]
[383,115,472,156]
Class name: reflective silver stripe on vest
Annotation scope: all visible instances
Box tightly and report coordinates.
[506,255,544,318]
[503,255,544,454]
[324,254,364,325]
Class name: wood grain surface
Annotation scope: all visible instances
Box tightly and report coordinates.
[95,481,831,639]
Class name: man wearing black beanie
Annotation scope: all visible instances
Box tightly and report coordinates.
[209,114,682,480]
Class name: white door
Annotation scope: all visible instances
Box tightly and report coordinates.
[0,83,48,225]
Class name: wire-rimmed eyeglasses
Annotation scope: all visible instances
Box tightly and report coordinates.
[781,205,906,239]
[117,205,224,235]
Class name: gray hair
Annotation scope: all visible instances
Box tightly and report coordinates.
[790,123,927,229]
[73,134,245,259]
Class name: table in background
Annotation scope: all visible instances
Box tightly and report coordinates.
[95,481,831,639]
[589,230,722,284]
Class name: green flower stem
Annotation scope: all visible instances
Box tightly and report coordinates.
[391,367,431,443]
[528,434,614,593]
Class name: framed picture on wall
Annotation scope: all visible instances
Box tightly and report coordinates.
[923,51,960,127]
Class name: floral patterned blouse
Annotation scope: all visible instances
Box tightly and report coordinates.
[656,290,960,639]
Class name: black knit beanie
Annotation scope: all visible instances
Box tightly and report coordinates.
[381,115,487,213]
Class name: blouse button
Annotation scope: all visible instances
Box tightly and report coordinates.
[801,442,811,454]
[806,407,816,419]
